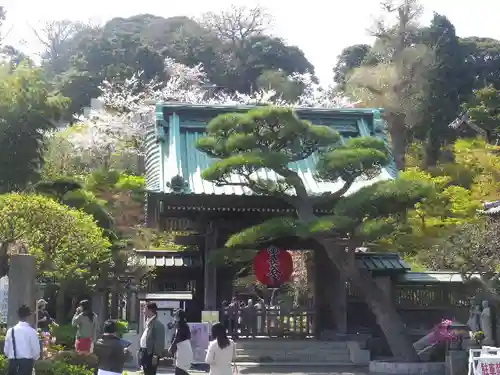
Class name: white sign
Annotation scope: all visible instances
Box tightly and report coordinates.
[156,300,181,309]
[188,323,210,364]
[0,276,8,323]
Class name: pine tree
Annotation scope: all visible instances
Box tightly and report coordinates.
[197,106,431,361]
[418,13,465,167]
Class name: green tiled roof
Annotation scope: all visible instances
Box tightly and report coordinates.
[355,252,411,275]
[145,103,397,196]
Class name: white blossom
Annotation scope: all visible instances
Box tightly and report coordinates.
[68,57,356,162]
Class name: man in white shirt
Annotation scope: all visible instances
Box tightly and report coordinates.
[4,305,40,375]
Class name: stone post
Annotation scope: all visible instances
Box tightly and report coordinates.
[203,224,217,310]
[8,255,36,327]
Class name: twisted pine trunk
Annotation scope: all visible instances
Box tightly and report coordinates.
[319,239,419,362]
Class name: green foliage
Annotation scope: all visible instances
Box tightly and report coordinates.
[116,319,129,337]
[50,324,77,349]
[85,169,122,192]
[35,179,83,200]
[374,168,480,255]
[0,193,111,281]
[416,13,465,166]
[462,85,500,143]
[332,44,372,89]
[256,69,305,102]
[37,350,97,375]
[34,178,116,237]
[133,228,195,251]
[0,63,69,193]
[0,355,94,375]
[115,174,145,191]
[452,138,500,201]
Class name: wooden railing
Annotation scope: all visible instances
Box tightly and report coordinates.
[220,307,314,338]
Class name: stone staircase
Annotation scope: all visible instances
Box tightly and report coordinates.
[234,339,360,365]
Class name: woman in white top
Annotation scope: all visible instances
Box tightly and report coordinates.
[205,323,236,375]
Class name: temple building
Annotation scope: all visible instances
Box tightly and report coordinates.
[134,102,472,334]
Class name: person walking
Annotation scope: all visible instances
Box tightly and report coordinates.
[4,305,41,375]
[169,309,193,375]
[139,302,165,375]
[72,299,98,353]
[94,320,129,375]
[37,299,57,333]
[205,322,236,375]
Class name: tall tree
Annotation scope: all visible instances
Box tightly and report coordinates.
[333,44,371,89]
[346,0,431,170]
[200,5,271,44]
[460,37,500,92]
[0,63,68,193]
[416,14,464,167]
[196,106,430,360]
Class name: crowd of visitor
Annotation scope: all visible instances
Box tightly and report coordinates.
[3,299,238,375]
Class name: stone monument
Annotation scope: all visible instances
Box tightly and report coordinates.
[7,254,36,327]
[467,304,481,332]
[481,300,495,346]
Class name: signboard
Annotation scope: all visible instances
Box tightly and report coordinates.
[188,322,210,364]
[0,276,9,324]
[201,311,219,326]
[156,300,181,309]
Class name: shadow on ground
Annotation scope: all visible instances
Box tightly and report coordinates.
[237,365,369,374]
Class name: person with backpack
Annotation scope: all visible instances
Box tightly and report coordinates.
[94,320,129,375]
[4,305,41,375]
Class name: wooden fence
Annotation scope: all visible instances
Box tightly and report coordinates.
[347,282,474,334]
[220,307,314,338]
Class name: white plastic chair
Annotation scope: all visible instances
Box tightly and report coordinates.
[470,349,483,375]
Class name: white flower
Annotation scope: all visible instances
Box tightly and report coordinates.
[68,58,355,159]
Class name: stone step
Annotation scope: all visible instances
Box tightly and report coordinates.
[236,348,350,355]
[235,340,348,350]
[232,339,355,364]
[235,353,351,363]
[236,349,351,362]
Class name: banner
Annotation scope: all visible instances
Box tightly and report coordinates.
[188,322,210,364]
[201,311,219,325]
[0,276,8,324]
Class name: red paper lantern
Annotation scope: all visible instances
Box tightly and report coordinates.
[253,246,294,287]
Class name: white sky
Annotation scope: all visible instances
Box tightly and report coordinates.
[2,0,499,84]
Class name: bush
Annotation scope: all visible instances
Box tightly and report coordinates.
[50,324,76,349]
[0,355,93,375]
[116,320,129,337]
[49,351,98,369]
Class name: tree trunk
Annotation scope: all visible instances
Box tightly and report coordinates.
[320,241,419,361]
[385,112,407,170]
[56,286,66,322]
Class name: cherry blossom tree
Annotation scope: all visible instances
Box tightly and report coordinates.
[67,57,358,172]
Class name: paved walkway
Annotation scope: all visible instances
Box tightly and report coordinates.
[125,365,369,375]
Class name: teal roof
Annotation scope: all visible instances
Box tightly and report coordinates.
[145,103,397,196]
